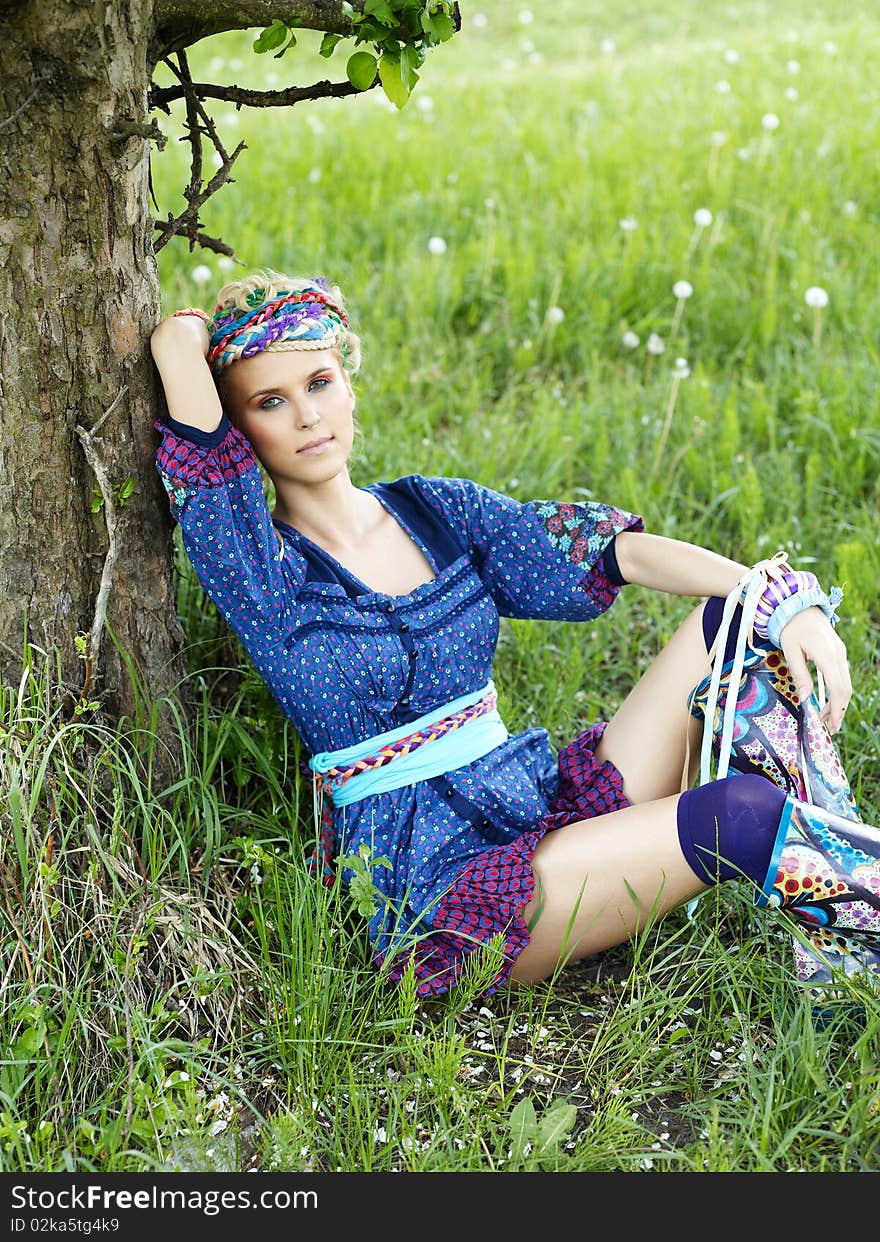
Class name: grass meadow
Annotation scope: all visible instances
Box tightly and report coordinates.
[2,0,879,1174]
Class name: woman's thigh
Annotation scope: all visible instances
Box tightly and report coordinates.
[593,600,713,805]
[510,793,708,985]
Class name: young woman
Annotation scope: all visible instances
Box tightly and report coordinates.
[150,269,880,1001]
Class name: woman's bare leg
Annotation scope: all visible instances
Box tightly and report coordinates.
[511,600,718,984]
[511,793,708,983]
[594,600,713,804]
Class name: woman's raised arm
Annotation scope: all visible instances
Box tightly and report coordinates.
[150,314,223,433]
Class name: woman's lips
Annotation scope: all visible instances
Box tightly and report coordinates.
[297,437,333,455]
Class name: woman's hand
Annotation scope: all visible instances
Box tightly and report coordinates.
[778,606,852,734]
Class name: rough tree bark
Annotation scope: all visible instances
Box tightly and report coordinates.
[0,1,369,731]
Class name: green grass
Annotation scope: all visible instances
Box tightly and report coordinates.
[2,0,879,1173]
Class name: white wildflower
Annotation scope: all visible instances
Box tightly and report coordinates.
[693,207,713,228]
[673,357,691,378]
[723,49,740,63]
[471,12,487,28]
[823,41,838,55]
[710,130,728,146]
[308,167,321,184]
[716,79,732,93]
[842,200,857,217]
[762,113,780,130]
[647,333,665,355]
[785,87,799,101]
[804,286,829,308]
[192,265,212,286]
[787,59,800,73]
[518,9,533,23]
[427,236,447,255]
[600,38,616,55]
[545,305,565,325]
[621,330,640,349]
[619,216,638,232]
[673,280,694,300]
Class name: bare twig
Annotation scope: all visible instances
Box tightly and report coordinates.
[74,386,128,695]
[149,75,375,113]
[151,51,249,255]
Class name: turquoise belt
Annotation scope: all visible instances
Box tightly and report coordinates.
[309,681,508,808]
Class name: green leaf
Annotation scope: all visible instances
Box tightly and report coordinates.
[364,0,397,25]
[347,50,378,91]
[253,21,288,54]
[432,13,455,41]
[91,491,104,513]
[319,32,343,58]
[536,1100,577,1151]
[378,51,412,109]
[400,42,421,89]
[116,476,135,503]
[509,1095,537,1157]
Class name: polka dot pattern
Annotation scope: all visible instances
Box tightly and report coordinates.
[154,419,643,997]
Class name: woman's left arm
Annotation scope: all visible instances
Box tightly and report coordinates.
[615,531,852,734]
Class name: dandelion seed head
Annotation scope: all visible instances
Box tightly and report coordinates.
[693,207,713,228]
[716,79,732,94]
[600,38,616,55]
[804,286,829,309]
[518,9,534,23]
[192,265,212,286]
[427,236,448,255]
[545,306,565,325]
[621,330,640,349]
[308,167,321,184]
[647,333,665,355]
[472,12,487,28]
[723,49,740,63]
[710,130,728,147]
[785,87,799,101]
[674,357,691,378]
[619,217,638,232]
[416,95,435,112]
[823,41,838,55]
[762,112,780,130]
[842,200,857,217]
[787,59,800,73]
[673,280,694,300]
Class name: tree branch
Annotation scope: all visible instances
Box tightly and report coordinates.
[150,1,362,62]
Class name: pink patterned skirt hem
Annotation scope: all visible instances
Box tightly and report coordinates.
[375,721,630,999]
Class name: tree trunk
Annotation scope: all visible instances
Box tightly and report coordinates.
[0,1,188,727]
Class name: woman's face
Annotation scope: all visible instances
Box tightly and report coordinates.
[220,347,356,486]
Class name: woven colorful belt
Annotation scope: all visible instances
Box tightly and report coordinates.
[308,686,501,886]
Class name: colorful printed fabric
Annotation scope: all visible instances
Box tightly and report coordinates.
[154,413,643,994]
[375,722,630,997]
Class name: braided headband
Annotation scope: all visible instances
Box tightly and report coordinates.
[206,282,350,379]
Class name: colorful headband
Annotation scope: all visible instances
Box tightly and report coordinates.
[207,280,350,378]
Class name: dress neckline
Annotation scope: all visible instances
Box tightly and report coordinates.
[272,481,442,602]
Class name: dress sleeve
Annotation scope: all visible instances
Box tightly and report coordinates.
[154,413,302,645]
[413,474,645,621]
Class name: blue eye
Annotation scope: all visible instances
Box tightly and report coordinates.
[310,377,331,390]
[258,396,281,409]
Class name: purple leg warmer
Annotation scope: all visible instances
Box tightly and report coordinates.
[676,773,786,885]
[702,594,742,666]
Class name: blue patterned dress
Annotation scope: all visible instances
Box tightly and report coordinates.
[155,413,645,997]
